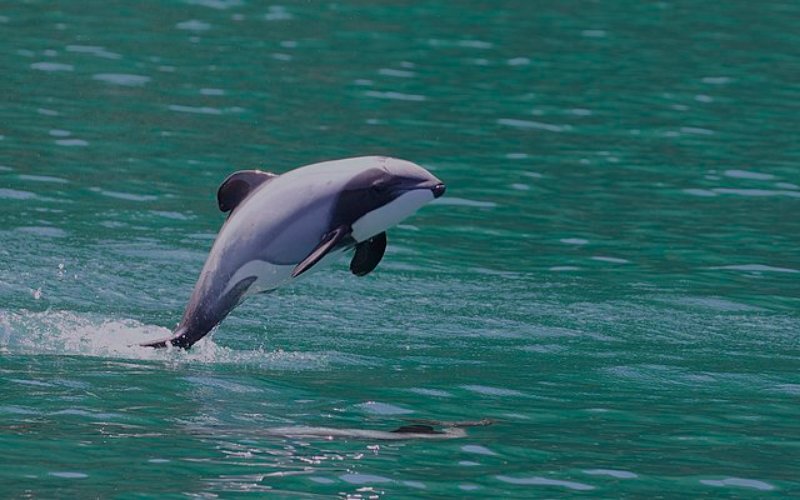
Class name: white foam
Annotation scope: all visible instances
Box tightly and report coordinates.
[0,309,327,367]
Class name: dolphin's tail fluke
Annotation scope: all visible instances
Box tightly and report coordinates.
[140,325,202,349]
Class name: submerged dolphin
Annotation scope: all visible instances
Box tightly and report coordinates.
[187,420,493,441]
[143,156,445,349]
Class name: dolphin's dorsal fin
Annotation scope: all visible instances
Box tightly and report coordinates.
[292,225,351,278]
[350,232,387,276]
[391,424,442,434]
[217,170,278,213]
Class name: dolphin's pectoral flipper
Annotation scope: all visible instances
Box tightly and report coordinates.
[217,170,278,213]
[292,225,351,278]
[350,232,387,276]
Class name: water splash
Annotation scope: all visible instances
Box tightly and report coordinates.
[0,309,169,358]
[0,309,328,368]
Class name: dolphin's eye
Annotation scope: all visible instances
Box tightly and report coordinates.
[371,181,388,194]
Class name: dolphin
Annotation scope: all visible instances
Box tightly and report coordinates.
[185,419,494,441]
[142,156,445,349]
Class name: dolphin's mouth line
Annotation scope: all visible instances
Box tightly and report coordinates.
[396,183,446,198]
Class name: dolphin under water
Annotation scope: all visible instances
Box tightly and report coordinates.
[187,419,494,441]
[143,156,445,349]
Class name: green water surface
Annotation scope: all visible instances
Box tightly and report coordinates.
[1,0,799,497]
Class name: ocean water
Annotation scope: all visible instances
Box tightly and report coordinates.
[2,0,799,497]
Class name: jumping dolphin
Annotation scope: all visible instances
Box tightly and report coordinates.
[142,156,445,349]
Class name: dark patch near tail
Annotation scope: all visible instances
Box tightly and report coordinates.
[141,277,257,349]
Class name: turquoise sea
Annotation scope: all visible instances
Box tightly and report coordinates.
[2,0,799,497]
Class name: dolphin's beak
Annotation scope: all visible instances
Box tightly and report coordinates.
[432,183,446,198]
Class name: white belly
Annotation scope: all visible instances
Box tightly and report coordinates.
[351,189,434,242]
[222,248,350,297]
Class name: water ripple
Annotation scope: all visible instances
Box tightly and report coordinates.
[356,401,414,415]
[461,444,497,456]
[92,74,151,86]
[583,469,638,479]
[0,188,37,200]
[55,138,89,147]
[712,188,800,198]
[363,91,427,102]
[700,477,775,491]
[378,68,416,78]
[710,264,799,274]
[90,188,157,202]
[66,45,121,59]
[18,174,69,184]
[462,385,525,397]
[724,169,775,180]
[497,118,570,133]
[176,20,212,31]
[496,475,595,491]
[30,62,74,72]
